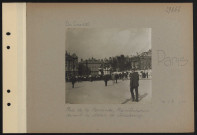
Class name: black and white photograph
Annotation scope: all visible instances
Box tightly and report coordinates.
[3,3,193,133]
[65,28,152,104]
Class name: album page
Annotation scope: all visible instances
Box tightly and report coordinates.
[3,3,194,133]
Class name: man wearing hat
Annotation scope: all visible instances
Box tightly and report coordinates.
[130,68,139,102]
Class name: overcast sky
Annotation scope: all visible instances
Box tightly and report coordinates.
[66,28,151,60]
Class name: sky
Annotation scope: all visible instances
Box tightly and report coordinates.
[66,28,151,60]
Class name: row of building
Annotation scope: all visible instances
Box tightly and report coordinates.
[65,50,152,78]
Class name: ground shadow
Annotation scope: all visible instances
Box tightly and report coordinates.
[70,86,84,89]
[121,99,131,104]
[106,84,113,86]
[138,93,148,101]
[121,93,148,104]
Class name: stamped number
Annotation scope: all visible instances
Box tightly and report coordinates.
[166,6,181,14]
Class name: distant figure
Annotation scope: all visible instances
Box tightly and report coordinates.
[115,74,118,83]
[141,71,144,78]
[130,69,139,102]
[89,75,93,82]
[122,72,124,81]
[112,74,115,84]
[104,75,108,86]
[146,72,148,78]
[71,76,76,88]
[142,72,146,78]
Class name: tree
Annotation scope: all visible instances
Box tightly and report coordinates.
[78,63,91,76]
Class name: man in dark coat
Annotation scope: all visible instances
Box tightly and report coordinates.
[104,75,108,86]
[115,74,118,83]
[71,76,76,88]
[130,69,139,102]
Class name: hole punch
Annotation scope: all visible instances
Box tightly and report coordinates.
[6,32,11,36]
[7,103,11,106]
[7,89,11,93]
[7,46,10,49]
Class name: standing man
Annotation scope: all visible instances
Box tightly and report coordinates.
[104,75,108,86]
[115,74,118,83]
[130,69,139,102]
[71,76,76,88]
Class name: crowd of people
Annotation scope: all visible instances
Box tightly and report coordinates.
[67,70,151,88]
[140,71,149,79]
[68,69,143,102]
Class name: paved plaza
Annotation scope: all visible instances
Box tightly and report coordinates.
[66,79,151,104]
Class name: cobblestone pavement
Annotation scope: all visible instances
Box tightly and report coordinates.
[66,79,151,104]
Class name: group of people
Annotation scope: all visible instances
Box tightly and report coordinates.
[69,69,140,102]
[141,71,149,79]
[104,74,120,86]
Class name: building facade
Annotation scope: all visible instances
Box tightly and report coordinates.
[80,58,102,76]
[65,52,78,79]
[65,49,151,79]
[130,49,152,70]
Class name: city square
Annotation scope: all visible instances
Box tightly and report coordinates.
[65,28,152,104]
[66,78,151,104]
